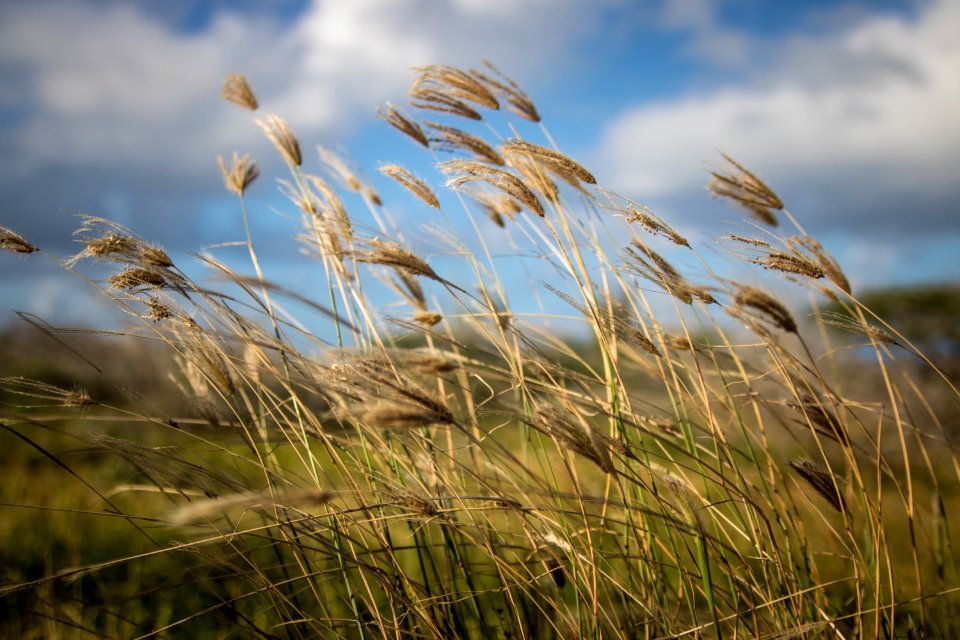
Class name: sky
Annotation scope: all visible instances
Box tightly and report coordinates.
[0,0,958,329]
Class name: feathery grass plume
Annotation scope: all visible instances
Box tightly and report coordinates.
[501,139,596,186]
[425,121,504,165]
[788,458,845,512]
[170,488,332,526]
[505,154,560,199]
[0,377,93,408]
[0,226,37,253]
[377,102,429,147]
[318,146,380,206]
[545,283,660,357]
[385,486,441,519]
[362,403,450,430]
[441,159,545,217]
[757,250,824,279]
[624,241,715,304]
[146,296,172,321]
[657,467,703,530]
[465,188,522,227]
[409,89,483,120]
[71,217,175,272]
[787,389,849,444]
[256,114,301,166]
[221,73,258,110]
[305,174,353,248]
[528,403,615,473]
[469,59,540,122]
[709,153,783,226]
[790,235,851,294]
[623,207,689,247]
[379,164,440,209]
[389,269,427,311]
[108,267,168,291]
[411,64,500,112]
[351,239,442,283]
[817,311,898,345]
[732,284,798,334]
[217,153,259,196]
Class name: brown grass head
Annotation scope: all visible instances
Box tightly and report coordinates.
[788,458,845,513]
[217,153,260,197]
[256,114,301,166]
[411,64,500,112]
[709,153,783,226]
[732,284,798,334]
[222,73,259,110]
[379,164,440,209]
[425,122,504,165]
[0,227,37,254]
[501,139,596,186]
[442,159,545,217]
[378,102,429,147]
[469,60,540,122]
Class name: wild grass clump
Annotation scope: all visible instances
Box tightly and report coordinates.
[1,64,958,639]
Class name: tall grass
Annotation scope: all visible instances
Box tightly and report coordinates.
[1,62,958,639]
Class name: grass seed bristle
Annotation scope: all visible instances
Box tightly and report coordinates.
[222,73,258,110]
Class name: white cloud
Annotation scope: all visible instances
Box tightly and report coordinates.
[596,0,960,215]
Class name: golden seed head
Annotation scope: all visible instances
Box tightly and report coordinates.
[378,102,429,148]
[256,114,301,166]
[217,153,260,196]
[108,267,167,291]
[380,163,440,209]
[413,311,443,327]
[222,73,259,110]
[426,122,504,165]
[789,458,845,512]
[733,285,797,334]
[709,154,783,226]
[0,227,38,254]
[470,60,540,122]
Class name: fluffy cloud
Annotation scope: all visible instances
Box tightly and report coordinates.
[595,0,960,236]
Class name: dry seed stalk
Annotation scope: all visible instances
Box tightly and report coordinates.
[0,227,37,254]
[469,60,540,122]
[217,153,260,196]
[709,153,783,226]
[256,114,302,166]
[817,311,897,345]
[411,65,500,112]
[624,208,689,247]
[425,122,504,165]
[380,164,440,209]
[733,285,798,334]
[378,102,429,147]
[501,139,596,186]
[351,239,442,283]
[789,458,845,512]
[442,159,545,217]
[222,73,258,111]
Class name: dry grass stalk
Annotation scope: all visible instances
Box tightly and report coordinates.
[385,486,440,518]
[0,377,93,407]
[501,139,596,186]
[379,164,440,209]
[442,159,545,217]
[790,235,851,294]
[788,458,845,512]
[362,403,450,430]
[788,390,849,444]
[351,239,442,283]
[530,403,615,473]
[465,188,522,227]
[0,227,37,254]
[170,488,331,525]
[817,311,897,345]
[624,242,714,304]
[222,73,258,111]
[305,175,353,248]
[411,64,499,112]
[256,114,301,166]
[710,153,783,226]
[425,122,504,165]
[377,102,429,147]
[546,284,660,357]
[657,468,703,530]
[624,208,689,247]
[217,153,259,196]
[469,60,540,122]
[732,285,797,334]
[108,268,168,291]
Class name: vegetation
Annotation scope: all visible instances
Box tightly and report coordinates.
[1,63,958,639]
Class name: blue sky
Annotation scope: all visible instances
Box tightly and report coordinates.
[0,0,958,327]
